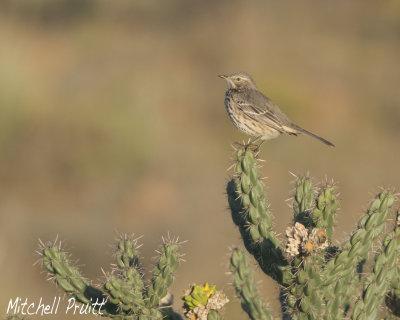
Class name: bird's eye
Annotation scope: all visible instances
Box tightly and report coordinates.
[236,77,241,81]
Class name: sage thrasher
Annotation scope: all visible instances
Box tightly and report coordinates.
[219,72,334,147]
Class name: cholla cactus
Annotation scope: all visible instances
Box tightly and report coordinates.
[227,146,400,320]
[21,144,400,320]
[37,234,183,320]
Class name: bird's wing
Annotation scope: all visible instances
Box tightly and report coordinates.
[233,90,293,132]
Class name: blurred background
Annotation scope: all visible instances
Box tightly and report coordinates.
[1,1,400,319]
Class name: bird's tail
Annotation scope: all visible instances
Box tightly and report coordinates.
[292,125,335,147]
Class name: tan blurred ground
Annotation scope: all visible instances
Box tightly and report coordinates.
[1,1,400,319]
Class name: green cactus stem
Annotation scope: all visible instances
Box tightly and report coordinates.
[288,255,324,320]
[230,248,273,320]
[351,209,400,320]
[38,239,114,315]
[322,191,394,319]
[103,235,147,315]
[293,177,315,228]
[227,148,293,286]
[146,240,180,308]
[115,235,142,270]
[312,185,338,241]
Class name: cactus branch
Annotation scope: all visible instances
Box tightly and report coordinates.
[230,248,274,320]
[312,185,338,241]
[293,177,315,228]
[351,216,400,320]
[227,148,293,286]
[146,238,181,308]
[38,239,117,316]
[322,191,394,319]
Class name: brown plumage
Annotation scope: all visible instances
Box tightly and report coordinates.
[219,72,334,147]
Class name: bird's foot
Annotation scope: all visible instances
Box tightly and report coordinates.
[245,143,260,151]
[233,139,264,152]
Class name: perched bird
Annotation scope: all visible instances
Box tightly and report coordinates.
[219,72,334,147]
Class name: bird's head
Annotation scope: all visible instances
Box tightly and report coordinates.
[218,72,257,90]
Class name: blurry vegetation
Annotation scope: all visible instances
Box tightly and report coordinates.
[0,0,94,24]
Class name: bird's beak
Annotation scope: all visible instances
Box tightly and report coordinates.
[218,74,227,79]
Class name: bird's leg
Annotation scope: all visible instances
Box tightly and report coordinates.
[249,135,261,145]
